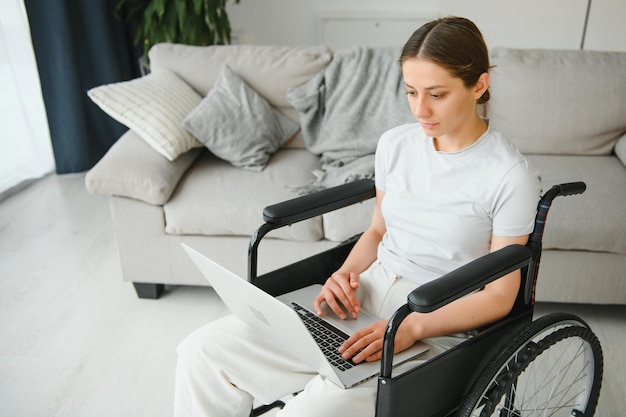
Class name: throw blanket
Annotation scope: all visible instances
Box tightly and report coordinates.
[286,46,415,194]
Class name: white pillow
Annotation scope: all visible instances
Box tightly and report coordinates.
[88,69,203,161]
[182,64,300,171]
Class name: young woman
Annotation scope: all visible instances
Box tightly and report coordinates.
[174,16,541,417]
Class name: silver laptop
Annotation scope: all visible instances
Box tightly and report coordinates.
[182,243,429,389]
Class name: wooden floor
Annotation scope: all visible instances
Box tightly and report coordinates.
[0,173,624,417]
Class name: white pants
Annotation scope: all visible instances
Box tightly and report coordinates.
[174,261,467,417]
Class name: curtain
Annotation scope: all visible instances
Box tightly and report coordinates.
[24,0,142,174]
[0,0,55,195]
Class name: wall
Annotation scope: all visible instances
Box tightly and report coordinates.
[584,0,626,51]
[226,0,625,52]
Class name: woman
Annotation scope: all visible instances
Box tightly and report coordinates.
[174,16,541,417]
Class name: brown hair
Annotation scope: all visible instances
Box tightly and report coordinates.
[400,16,491,104]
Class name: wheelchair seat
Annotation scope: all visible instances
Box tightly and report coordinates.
[248,179,603,417]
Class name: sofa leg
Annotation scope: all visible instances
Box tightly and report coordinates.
[133,283,164,299]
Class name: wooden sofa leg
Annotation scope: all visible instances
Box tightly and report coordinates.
[133,283,164,299]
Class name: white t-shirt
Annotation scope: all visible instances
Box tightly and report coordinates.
[375,123,541,285]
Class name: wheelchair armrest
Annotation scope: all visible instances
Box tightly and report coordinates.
[408,244,532,313]
[262,179,376,226]
[380,244,532,380]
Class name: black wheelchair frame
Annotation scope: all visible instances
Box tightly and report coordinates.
[247,179,603,417]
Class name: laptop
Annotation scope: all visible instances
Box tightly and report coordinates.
[182,243,429,389]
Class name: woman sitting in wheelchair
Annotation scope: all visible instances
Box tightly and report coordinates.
[175,16,541,417]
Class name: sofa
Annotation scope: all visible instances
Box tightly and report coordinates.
[85,43,626,304]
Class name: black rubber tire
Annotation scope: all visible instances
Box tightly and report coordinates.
[457,313,603,417]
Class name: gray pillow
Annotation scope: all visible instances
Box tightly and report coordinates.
[182,64,300,171]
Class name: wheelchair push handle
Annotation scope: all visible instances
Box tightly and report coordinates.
[530,181,586,245]
[556,181,586,196]
[541,181,586,204]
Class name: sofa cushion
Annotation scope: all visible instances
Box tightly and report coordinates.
[85,130,202,205]
[527,155,626,255]
[148,43,332,113]
[164,149,324,241]
[87,69,203,161]
[182,65,300,171]
[323,198,375,242]
[488,47,626,155]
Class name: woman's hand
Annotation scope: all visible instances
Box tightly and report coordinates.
[313,188,386,321]
[314,271,361,319]
[338,317,420,364]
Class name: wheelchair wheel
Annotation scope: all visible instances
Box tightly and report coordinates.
[458,313,603,417]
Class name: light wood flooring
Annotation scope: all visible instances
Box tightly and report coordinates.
[0,173,624,417]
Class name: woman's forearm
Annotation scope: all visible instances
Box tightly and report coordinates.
[406,269,521,341]
[335,227,384,276]
[334,189,387,276]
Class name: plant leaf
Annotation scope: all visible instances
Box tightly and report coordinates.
[162,0,178,42]
[126,0,239,54]
[192,0,202,15]
[174,0,186,34]
[154,0,165,18]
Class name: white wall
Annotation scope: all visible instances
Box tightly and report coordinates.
[227,0,625,52]
[584,0,626,51]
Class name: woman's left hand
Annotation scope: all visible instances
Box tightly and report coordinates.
[338,317,420,364]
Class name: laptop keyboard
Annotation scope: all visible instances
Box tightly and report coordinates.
[291,302,356,371]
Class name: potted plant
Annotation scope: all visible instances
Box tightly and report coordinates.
[117,0,241,59]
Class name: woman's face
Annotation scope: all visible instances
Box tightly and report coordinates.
[401,57,487,147]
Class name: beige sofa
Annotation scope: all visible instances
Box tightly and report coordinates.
[85,43,626,304]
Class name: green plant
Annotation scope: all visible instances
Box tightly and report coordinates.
[117,0,241,57]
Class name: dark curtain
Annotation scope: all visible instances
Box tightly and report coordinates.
[24,0,142,174]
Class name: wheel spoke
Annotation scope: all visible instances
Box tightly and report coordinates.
[508,338,589,415]
[458,316,603,417]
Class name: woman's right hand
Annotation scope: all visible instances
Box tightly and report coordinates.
[314,271,361,320]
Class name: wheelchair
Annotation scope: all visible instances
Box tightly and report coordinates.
[246,179,603,417]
